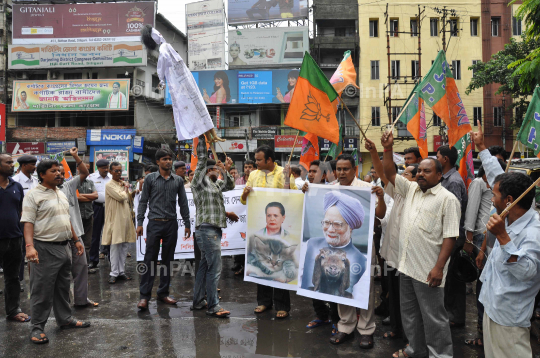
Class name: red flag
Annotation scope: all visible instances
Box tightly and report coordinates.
[299,133,319,170]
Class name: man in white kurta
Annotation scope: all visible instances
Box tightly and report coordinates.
[106,82,127,109]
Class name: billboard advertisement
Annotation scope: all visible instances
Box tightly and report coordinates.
[8,42,146,70]
[93,149,129,178]
[12,79,130,112]
[7,142,46,155]
[186,0,225,71]
[228,27,308,68]
[12,2,155,44]
[165,68,300,105]
[228,0,308,25]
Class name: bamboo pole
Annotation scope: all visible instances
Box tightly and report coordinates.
[388,94,416,133]
[340,100,368,140]
[505,140,518,173]
[287,130,300,167]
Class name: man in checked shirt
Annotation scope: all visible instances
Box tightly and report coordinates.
[190,134,236,318]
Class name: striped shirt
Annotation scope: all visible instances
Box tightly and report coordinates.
[21,185,72,242]
[137,171,190,228]
[191,135,235,228]
[394,174,461,286]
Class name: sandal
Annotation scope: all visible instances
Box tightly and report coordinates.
[7,312,31,322]
[392,348,409,357]
[383,331,399,339]
[206,308,230,318]
[60,320,91,329]
[276,311,289,319]
[329,331,353,345]
[30,330,49,344]
[75,299,99,308]
[464,338,483,346]
[254,305,270,314]
[234,267,244,276]
[307,319,331,328]
[190,300,208,311]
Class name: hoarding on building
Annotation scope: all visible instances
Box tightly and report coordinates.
[8,42,147,70]
[220,139,257,153]
[12,79,130,112]
[7,142,45,155]
[94,149,129,178]
[228,0,308,25]
[274,135,304,152]
[46,141,81,154]
[186,0,225,71]
[13,2,155,44]
[228,27,308,68]
[165,68,300,105]
[252,127,278,140]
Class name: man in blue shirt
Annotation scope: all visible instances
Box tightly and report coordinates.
[472,127,540,358]
[0,154,30,323]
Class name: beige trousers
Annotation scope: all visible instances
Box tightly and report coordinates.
[483,312,531,358]
[337,242,376,335]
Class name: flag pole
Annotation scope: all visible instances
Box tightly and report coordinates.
[388,93,417,133]
[287,130,300,167]
[505,141,518,173]
[499,176,540,218]
[341,101,367,140]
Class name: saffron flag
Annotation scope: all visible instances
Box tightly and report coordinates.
[516,86,540,159]
[326,125,343,159]
[453,133,475,189]
[191,137,199,169]
[397,89,429,158]
[284,52,340,144]
[50,152,74,182]
[299,132,320,170]
[329,50,359,95]
[418,50,472,147]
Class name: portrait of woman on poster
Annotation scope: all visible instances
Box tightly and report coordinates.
[203,71,231,104]
[229,42,247,66]
[276,70,299,103]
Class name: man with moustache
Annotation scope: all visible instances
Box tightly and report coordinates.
[403,147,423,166]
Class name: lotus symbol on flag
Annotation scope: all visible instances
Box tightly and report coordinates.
[301,92,330,122]
[301,140,318,156]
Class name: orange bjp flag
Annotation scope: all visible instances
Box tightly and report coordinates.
[284,52,340,144]
[299,132,319,170]
[329,50,359,95]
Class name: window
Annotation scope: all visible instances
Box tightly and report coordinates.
[451,60,461,80]
[470,18,478,36]
[493,107,503,127]
[513,16,522,36]
[515,107,523,123]
[411,60,419,79]
[371,60,379,80]
[390,19,399,37]
[473,107,482,126]
[369,19,379,37]
[491,17,500,37]
[410,19,418,37]
[430,18,438,37]
[450,19,458,37]
[391,60,400,79]
[391,107,402,121]
[371,107,381,126]
[29,74,47,80]
[472,60,480,77]
[432,114,441,126]
[335,27,346,37]
[64,73,82,80]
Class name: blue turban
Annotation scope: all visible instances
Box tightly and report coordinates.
[323,191,365,230]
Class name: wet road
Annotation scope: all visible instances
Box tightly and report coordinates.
[1,246,539,358]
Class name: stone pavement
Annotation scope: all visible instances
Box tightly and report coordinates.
[0,245,539,358]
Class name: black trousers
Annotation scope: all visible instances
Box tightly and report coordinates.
[193,232,201,277]
[139,220,178,300]
[257,285,290,312]
[89,203,105,264]
[0,237,23,317]
[387,265,406,340]
[312,299,339,323]
[444,241,466,326]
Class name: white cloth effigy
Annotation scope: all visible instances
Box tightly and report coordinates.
[152,28,214,141]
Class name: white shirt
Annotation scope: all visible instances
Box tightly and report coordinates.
[294,177,305,190]
[12,172,39,196]
[88,172,112,203]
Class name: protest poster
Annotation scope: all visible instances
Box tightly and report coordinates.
[135,187,247,261]
[94,149,129,179]
[297,184,375,309]
[244,188,304,291]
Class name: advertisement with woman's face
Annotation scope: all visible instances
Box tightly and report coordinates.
[199,70,238,104]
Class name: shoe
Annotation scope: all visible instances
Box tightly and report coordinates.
[382,316,391,326]
[88,268,98,274]
[137,299,149,310]
[88,262,99,269]
[157,296,178,305]
[108,276,116,284]
[359,334,374,349]
[117,274,131,281]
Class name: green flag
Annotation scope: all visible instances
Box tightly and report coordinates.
[327,125,343,159]
[516,86,540,159]
[351,148,359,167]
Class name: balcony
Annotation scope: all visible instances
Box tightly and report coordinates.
[313,35,359,49]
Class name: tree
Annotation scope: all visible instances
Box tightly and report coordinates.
[508,0,540,92]
[466,36,540,127]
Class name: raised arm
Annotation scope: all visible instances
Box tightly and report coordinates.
[191,135,209,190]
[70,147,88,182]
[470,124,503,187]
[380,131,397,186]
[365,138,388,186]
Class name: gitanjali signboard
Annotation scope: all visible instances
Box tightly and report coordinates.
[13,2,156,44]
[274,135,304,152]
